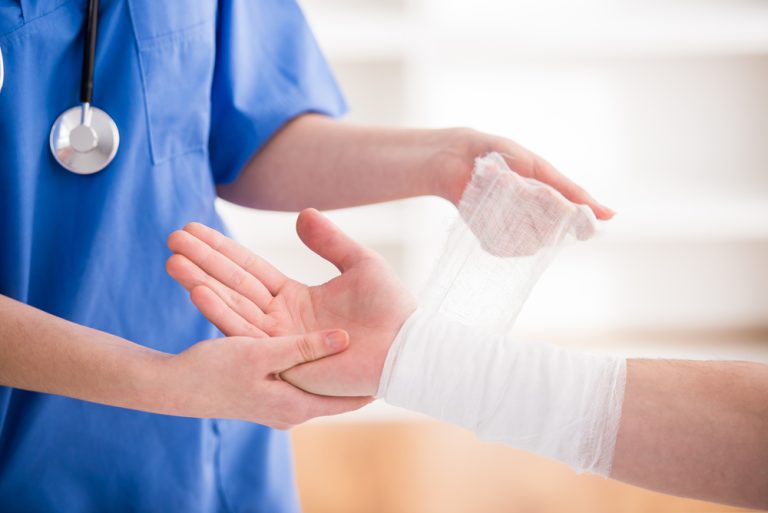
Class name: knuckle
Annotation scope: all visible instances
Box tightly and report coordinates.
[454,126,477,140]
[229,291,245,308]
[199,245,216,267]
[241,254,258,274]
[209,230,224,251]
[573,185,589,199]
[229,268,247,288]
[295,335,316,363]
[244,323,264,338]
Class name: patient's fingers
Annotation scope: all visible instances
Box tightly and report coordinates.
[168,229,273,309]
[190,285,269,338]
[296,208,372,273]
[166,254,269,331]
[183,223,287,295]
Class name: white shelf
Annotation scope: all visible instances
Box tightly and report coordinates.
[301,1,768,62]
[426,2,768,58]
[301,3,412,61]
[601,199,768,241]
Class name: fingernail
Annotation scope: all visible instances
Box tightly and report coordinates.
[324,330,347,350]
[598,204,616,218]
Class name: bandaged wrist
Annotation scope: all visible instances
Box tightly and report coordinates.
[377,309,626,476]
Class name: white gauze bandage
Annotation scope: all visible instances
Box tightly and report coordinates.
[378,153,626,476]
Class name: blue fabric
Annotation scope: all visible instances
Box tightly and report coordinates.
[0,0,346,511]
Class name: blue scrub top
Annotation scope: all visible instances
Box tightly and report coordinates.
[0,1,346,511]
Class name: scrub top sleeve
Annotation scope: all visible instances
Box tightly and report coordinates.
[208,0,348,185]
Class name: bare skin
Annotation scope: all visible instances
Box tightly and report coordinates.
[167,213,768,509]
[166,212,416,397]
[613,360,768,509]
[0,295,369,429]
[218,114,615,219]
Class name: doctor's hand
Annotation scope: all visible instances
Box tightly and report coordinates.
[436,128,615,220]
[166,209,416,397]
[168,330,371,429]
[433,128,614,221]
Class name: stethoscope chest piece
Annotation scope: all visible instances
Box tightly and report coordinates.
[50,102,119,175]
[50,0,119,175]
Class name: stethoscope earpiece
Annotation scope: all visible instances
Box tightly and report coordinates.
[50,0,119,175]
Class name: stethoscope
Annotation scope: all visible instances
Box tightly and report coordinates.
[48,0,119,174]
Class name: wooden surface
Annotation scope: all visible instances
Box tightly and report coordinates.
[292,420,761,513]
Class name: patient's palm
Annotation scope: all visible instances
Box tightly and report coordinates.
[166,209,415,397]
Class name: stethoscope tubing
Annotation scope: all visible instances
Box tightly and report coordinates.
[81,0,98,104]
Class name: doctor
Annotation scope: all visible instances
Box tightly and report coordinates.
[0,1,611,511]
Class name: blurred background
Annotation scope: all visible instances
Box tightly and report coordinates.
[218,0,768,511]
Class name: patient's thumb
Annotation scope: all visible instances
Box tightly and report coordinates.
[296,208,368,272]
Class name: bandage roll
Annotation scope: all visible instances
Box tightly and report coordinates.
[421,152,597,333]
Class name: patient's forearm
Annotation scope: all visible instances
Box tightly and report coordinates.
[0,295,172,413]
[378,311,768,509]
[612,360,768,508]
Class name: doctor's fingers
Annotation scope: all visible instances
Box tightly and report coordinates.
[190,285,268,338]
[267,328,350,372]
[499,149,614,220]
[182,222,287,295]
[253,330,372,427]
[166,254,271,333]
[168,229,274,308]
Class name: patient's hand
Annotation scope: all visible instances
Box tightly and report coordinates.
[166,209,416,397]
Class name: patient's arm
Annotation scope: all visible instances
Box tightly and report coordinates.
[166,209,415,397]
[613,359,768,508]
[167,215,768,509]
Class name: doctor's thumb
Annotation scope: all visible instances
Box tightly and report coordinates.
[271,329,350,372]
[296,208,370,272]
